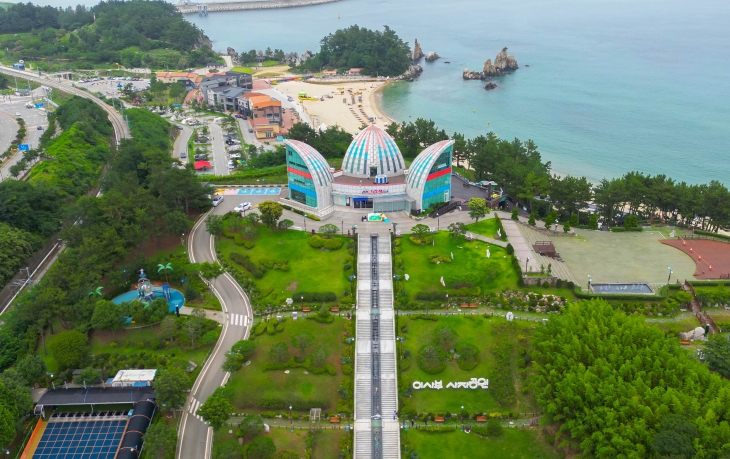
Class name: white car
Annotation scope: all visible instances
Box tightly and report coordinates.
[229,153,241,159]
[212,195,224,207]
[234,202,252,213]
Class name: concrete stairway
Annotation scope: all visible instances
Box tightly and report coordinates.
[514,223,577,283]
[354,232,400,459]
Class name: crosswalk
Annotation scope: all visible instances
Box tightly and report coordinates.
[188,398,206,423]
[229,313,247,326]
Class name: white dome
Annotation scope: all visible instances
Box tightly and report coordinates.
[342,125,406,178]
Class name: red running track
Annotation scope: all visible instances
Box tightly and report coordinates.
[660,239,730,279]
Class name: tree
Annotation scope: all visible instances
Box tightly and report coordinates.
[48,330,88,370]
[432,324,458,349]
[154,366,191,411]
[215,442,242,459]
[237,414,264,441]
[416,344,447,374]
[318,223,339,238]
[511,208,519,221]
[231,340,256,360]
[277,219,293,230]
[291,331,314,355]
[652,415,698,458]
[205,214,223,236]
[222,351,244,372]
[245,436,276,459]
[258,200,283,228]
[197,386,234,429]
[486,419,503,437]
[77,367,99,385]
[703,335,730,378]
[545,210,558,229]
[447,222,465,239]
[528,212,536,226]
[244,213,261,226]
[160,316,177,344]
[467,197,488,222]
[0,405,14,450]
[186,308,206,346]
[199,261,224,285]
[589,213,598,229]
[563,220,571,233]
[675,291,693,306]
[411,224,431,241]
[162,210,191,238]
[142,422,178,459]
[157,262,174,283]
[269,342,290,363]
[90,300,125,333]
[311,347,329,368]
[15,354,46,386]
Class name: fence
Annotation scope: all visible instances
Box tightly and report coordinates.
[0,235,63,315]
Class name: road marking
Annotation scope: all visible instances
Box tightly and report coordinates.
[230,313,244,326]
[243,315,248,327]
[188,398,206,423]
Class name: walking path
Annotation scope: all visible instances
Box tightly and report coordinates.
[354,233,400,459]
[500,219,540,273]
[513,222,577,283]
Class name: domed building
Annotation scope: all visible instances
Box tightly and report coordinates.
[283,125,454,217]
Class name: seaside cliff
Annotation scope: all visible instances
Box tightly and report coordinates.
[412,38,424,61]
[463,47,518,80]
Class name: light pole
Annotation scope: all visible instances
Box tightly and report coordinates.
[525,257,529,273]
[668,266,673,283]
[461,405,465,430]
[289,405,293,432]
[588,275,592,291]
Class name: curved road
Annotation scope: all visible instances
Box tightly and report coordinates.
[0,65,130,143]
[178,205,253,459]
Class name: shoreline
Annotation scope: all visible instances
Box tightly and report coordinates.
[368,81,396,126]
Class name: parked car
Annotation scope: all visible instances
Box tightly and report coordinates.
[194,154,208,161]
[229,153,241,159]
[227,161,235,170]
[180,152,187,159]
[234,202,252,212]
[248,128,254,133]
[37,126,43,130]
[212,195,224,207]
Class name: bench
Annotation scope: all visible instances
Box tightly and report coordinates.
[459,303,478,309]
[434,416,445,423]
[680,340,691,346]
[476,416,487,423]
[302,307,311,312]
[329,417,340,423]
[330,307,340,312]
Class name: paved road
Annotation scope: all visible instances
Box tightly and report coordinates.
[0,65,131,143]
[236,118,275,152]
[209,120,228,176]
[177,195,271,459]
[173,123,194,166]
[0,89,50,181]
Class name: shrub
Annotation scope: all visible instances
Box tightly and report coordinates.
[417,345,448,374]
[305,214,320,221]
[505,243,514,255]
[409,235,433,245]
[230,252,264,278]
[201,329,221,345]
[266,322,276,335]
[254,321,267,336]
[455,342,481,370]
[428,254,451,264]
[444,272,479,288]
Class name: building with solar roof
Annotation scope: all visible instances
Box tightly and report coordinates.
[283,125,454,216]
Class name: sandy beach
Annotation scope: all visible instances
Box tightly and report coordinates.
[266,79,395,134]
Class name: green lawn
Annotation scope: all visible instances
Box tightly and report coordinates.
[396,232,517,296]
[312,429,347,459]
[464,218,507,241]
[226,317,348,415]
[399,315,537,415]
[231,66,254,74]
[218,224,352,305]
[403,428,558,459]
[267,428,307,456]
[646,315,701,334]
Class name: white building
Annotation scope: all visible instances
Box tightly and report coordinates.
[111,369,157,387]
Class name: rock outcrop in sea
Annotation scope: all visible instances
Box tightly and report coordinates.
[412,39,424,61]
[425,51,440,62]
[399,64,423,81]
[463,47,518,80]
[484,82,497,90]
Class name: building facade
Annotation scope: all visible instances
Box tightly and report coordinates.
[282,126,453,216]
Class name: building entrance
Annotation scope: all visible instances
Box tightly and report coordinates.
[353,197,373,209]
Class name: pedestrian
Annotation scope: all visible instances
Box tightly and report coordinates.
[425,419,428,426]
[410,419,414,427]
[393,410,397,420]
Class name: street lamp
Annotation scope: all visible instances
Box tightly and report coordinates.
[668,266,673,283]
[588,275,592,291]
[289,405,293,432]
[525,257,529,273]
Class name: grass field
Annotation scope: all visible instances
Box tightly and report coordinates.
[312,429,347,459]
[218,224,352,304]
[464,218,507,241]
[645,315,699,334]
[226,317,348,414]
[403,428,558,459]
[396,232,517,296]
[398,315,538,415]
[231,66,254,73]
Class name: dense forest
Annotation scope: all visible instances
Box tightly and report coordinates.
[296,25,412,76]
[0,98,210,447]
[0,1,221,70]
[533,300,730,458]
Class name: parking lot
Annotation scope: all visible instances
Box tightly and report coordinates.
[76,77,149,97]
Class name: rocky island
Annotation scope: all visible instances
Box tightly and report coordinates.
[412,38,424,61]
[425,51,440,62]
[463,47,518,80]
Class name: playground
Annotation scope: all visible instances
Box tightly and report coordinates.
[549,229,696,288]
[111,268,185,313]
[660,238,730,279]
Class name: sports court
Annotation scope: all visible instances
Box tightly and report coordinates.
[550,229,697,288]
[660,238,730,279]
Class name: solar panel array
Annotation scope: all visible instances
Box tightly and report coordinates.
[33,420,127,459]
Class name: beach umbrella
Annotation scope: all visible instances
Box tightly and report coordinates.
[194,160,211,170]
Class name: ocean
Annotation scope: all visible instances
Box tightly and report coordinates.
[27,0,730,184]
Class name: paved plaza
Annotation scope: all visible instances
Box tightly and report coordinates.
[550,229,696,288]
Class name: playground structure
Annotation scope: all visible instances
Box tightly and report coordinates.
[111,269,185,313]
[367,213,390,222]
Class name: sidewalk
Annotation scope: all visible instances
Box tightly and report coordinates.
[179,306,225,324]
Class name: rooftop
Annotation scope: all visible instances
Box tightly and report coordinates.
[112,369,157,382]
[37,387,156,406]
[333,173,406,185]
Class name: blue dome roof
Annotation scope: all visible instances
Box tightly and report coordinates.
[342,125,405,178]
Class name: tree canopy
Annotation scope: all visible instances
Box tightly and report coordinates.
[532,299,730,457]
[296,25,412,76]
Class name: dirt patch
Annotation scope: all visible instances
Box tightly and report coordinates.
[286,282,299,292]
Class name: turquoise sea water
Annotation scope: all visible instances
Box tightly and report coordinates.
[30,0,730,184]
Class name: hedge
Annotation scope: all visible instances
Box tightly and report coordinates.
[694,230,730,242]
[610,227,643,232]
[230,252,264,278]
[263,357,336,376]
[294,292,337,302]
[309,236,344,250]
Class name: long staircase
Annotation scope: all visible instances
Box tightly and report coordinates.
[354,233,400,459]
